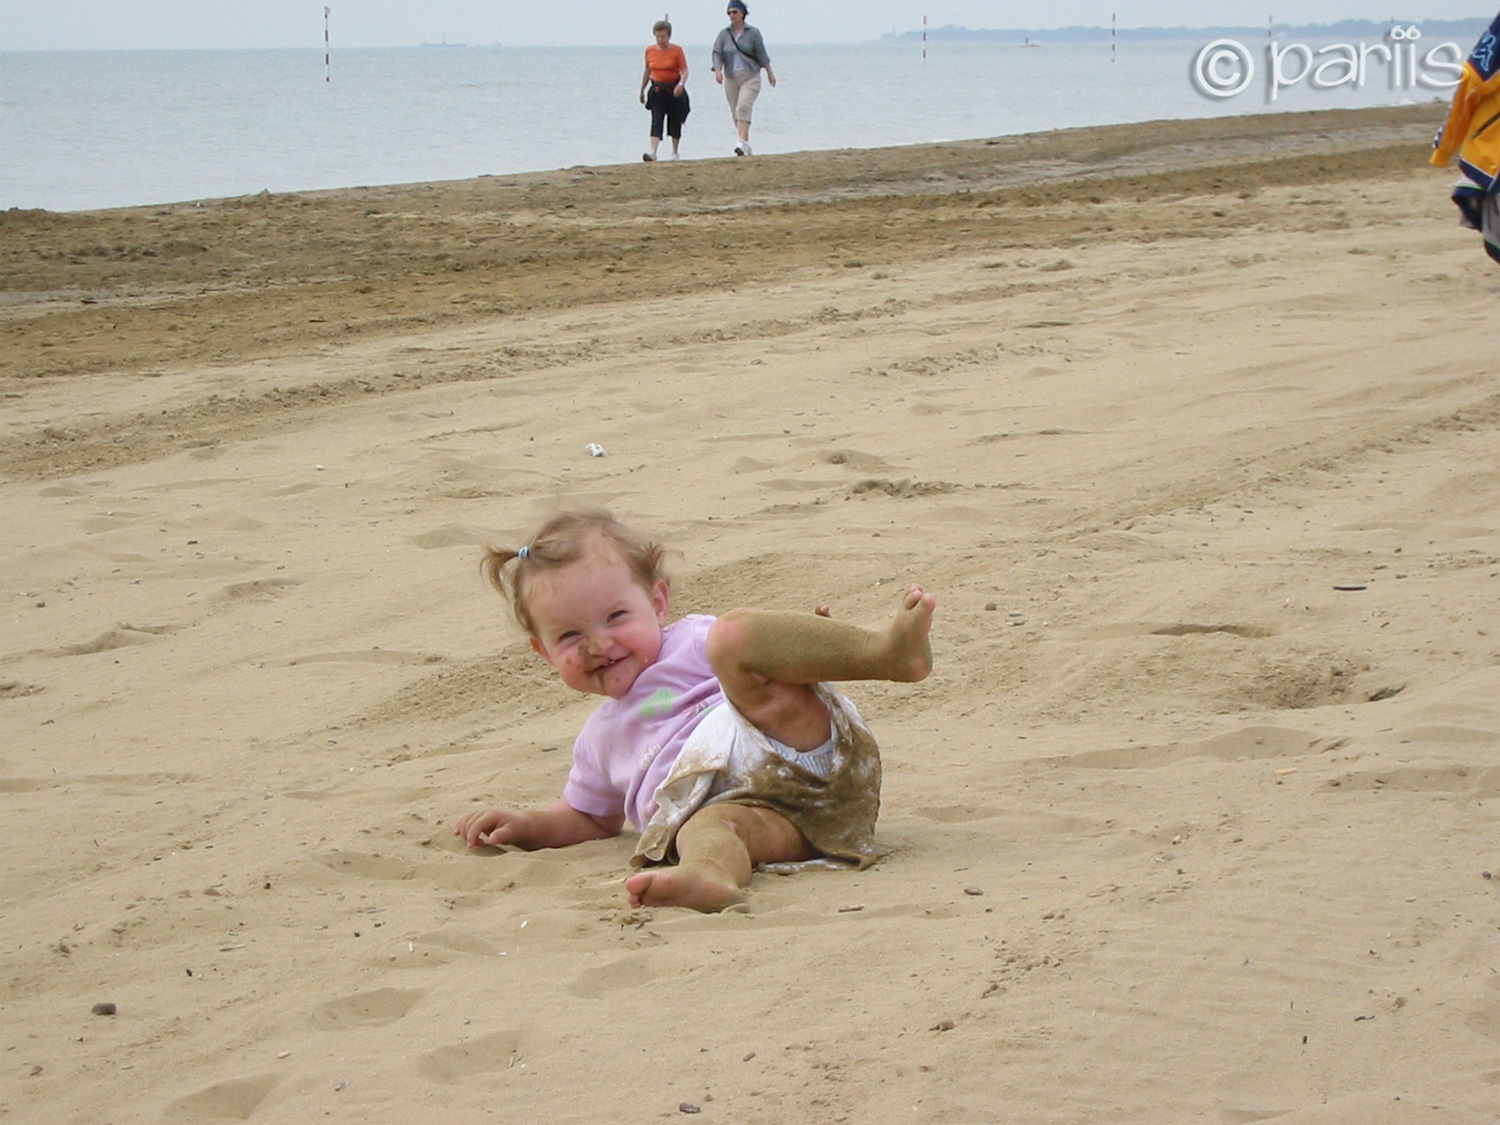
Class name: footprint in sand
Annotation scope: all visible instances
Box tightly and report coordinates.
[47,623,176,658]
[911,804,1005,824]
[287,650,445,667]
[1080,621,1276,640]
[312,849,416,881]
[1044,726,1345,771]
[309,986,424,1030]
[415,1029,525,1083]
[0,777,54,793]
[221,577,302,600]
[76,770,198,794]
[848,478,961,498]
[765,477,841,492]
[310,847,511,894]
[80,514,141,534]
[1329,760,1500,797]
[732,456,777,474]
[1466,995,1500,1043]
[910,805,1099,838]
[566,954,658,1000]
[164,1074,279,1122]
[407,524,498,550]
[822,448,897,472]
[407,930,499,957]
[1150,623,1275,639]
[194,510,264,532]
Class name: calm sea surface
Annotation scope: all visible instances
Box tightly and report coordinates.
[0,38,1458,212]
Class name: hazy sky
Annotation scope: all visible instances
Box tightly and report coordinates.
[0,2,1493,50]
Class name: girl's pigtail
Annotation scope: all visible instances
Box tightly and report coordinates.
[480,545,520,597]
[481,544,538,635]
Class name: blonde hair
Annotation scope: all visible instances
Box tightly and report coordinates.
[481,509,668,636]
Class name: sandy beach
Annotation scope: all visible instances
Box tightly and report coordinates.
[5,102,1500,1123]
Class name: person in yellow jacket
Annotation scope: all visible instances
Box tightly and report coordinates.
[1431,12,1500,263]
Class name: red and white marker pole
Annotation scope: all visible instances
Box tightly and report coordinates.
[324,6,331,83]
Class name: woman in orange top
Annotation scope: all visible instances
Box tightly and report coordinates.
[640,19,690,162]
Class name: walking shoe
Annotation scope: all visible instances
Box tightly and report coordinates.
[669,151,680,160]
[643,152,656,162]
[733,145,744,157]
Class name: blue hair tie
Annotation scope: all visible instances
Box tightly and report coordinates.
[517,545,530,560]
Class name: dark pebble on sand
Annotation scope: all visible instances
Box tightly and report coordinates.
[92,1002,117,1016]
[679,1103,702,1114]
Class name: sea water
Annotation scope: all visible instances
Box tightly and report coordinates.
[0,38,1457,213]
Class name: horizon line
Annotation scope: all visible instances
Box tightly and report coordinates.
[3,16,1491,53]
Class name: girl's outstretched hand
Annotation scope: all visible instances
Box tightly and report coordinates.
[454,807,526,848]
[454,801,624,851]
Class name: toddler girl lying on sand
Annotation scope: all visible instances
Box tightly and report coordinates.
[454,509,935,912]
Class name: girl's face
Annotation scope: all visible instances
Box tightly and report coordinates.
[526,548,670,699]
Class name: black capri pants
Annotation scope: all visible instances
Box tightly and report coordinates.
[647,82,691,139]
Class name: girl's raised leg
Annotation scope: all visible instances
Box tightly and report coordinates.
[705,584,935,749]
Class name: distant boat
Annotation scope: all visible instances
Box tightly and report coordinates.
[1020,37,1040,48]
[421,37,468,48]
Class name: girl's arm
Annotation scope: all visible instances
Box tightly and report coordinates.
[455,801,623,849]
[641,54,651,101]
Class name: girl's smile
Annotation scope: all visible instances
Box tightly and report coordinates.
[526,550,671,699]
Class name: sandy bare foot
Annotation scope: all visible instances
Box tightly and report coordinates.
[625,866,746,912]
[890,583,936,682]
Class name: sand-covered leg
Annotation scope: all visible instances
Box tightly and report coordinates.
[706,584,935,750]
[709,584,935,688]
[625,803,811,912]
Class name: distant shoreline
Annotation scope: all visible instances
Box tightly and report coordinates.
[883,18,1491,44]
